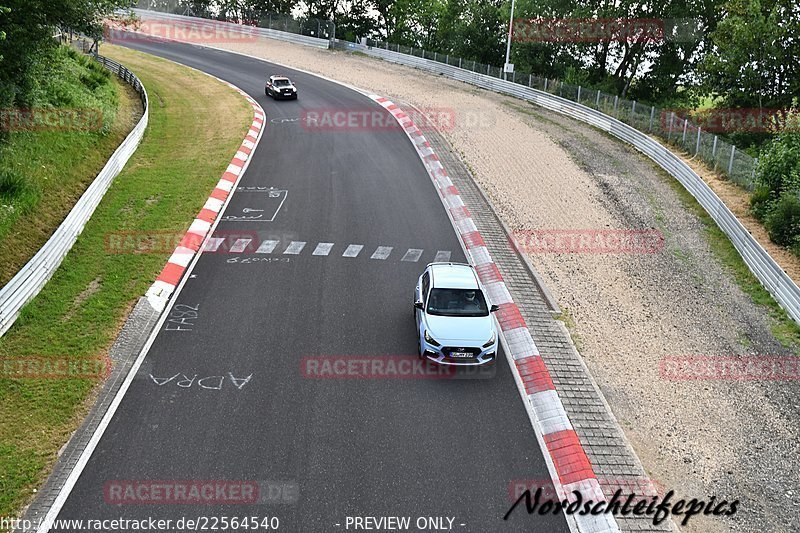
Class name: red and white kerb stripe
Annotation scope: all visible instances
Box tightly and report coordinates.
[145,83,265,311]
[369,95,619,533]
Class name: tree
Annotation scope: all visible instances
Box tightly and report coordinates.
[0,0,131,107]
[700,0,800,110]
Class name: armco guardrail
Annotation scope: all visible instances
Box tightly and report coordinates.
[0,54,148,337]
[354,45,800,324]
[132,9,330,49]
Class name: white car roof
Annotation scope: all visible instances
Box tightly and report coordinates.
[429,263,479,289]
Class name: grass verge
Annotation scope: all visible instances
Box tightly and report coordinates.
[0,46,139,285]
[0,44,252,517]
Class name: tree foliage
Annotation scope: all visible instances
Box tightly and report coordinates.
[0,0,130,108]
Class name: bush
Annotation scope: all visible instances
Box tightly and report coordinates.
[764,192,800,247]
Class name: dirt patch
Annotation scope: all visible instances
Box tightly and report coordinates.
[140,27,800,533]
[61,277,102,322]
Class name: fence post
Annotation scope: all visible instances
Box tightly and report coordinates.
[268,13,271,29]
[512,71,516,83]
[596,90,601,107]
[682,119,688,142]
[728,145,736,174]
[487,63,490,75]
[459,57,462,68]
[446,54,449,64]
[544,78,548,91]
[613,95,618,117]
[668,112,675,140]
[410,46,413,55]
[632,100,636,114]
[577,85,581,102]
[649,106,655,131]
[695,127,702,154]
[529,74,532,87]
[434,51,438,61]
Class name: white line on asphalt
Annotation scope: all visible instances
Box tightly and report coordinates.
[401,248,423,262]
[434,250,451,262]
[342,244,363,257]
[256,240,279,253]
[370,246,393,260]
[313,242,334,256]
[284,241,306,254]
[203,237,226,252]
[230,238,252,253]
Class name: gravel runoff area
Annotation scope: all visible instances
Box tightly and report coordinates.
[153,32,800,532]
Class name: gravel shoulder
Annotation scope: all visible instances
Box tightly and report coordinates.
[178,35,799,533]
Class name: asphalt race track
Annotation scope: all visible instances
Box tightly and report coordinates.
[49,37,570,532]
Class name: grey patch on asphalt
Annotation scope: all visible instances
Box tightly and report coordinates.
[256,239,279,253]
[342,244,363,257]
[230,238,252,253]
[433,250,451,262]
[401,248,423,262]
[312,242,334,256]
[370,246,393,260]
[18,296,162,532]
[283,241,306,254]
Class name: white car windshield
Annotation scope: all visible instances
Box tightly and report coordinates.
[273,79,291,87]
[426,288,489,317]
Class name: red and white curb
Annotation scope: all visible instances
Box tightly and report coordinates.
[145,84,265,312]
[370,95,619,533]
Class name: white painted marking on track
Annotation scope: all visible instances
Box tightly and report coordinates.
[203,237,226,252]
[313,243,334,256]
[342,244,363,257]
[284,241,306,254]
[401,249,423,262]
[256,240,279,254]
[230,238,252,253]
[434,250,451,262]
[370,246,393,260]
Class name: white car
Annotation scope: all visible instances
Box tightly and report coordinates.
[414,263,499,366]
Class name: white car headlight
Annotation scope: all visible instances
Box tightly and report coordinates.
[424,330,441,347]
[482,331,497,348]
